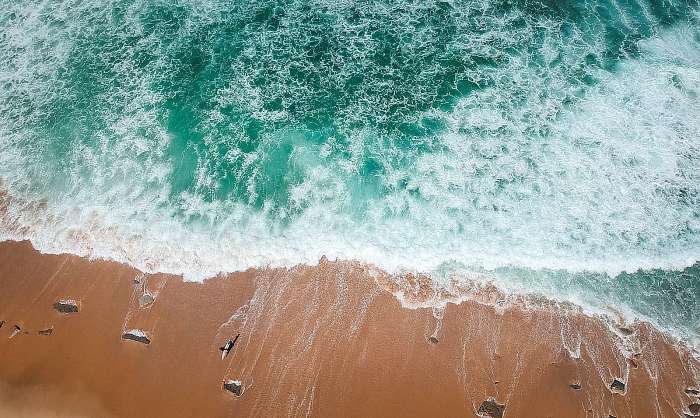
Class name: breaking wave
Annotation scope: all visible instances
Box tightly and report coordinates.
[1,0,699,344]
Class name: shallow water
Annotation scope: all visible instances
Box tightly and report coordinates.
[0,0,699,344]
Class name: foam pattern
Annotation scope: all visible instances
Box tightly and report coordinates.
[1,0,699,343]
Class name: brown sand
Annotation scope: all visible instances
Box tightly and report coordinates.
[0,240,698,418]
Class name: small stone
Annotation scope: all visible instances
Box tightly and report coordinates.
[687,388,700,396]
[477,397,505,418]
[688,403,700,416]
[609,415,617,418]
[53,299,79,313]
[569,383,582,390]
[138,293,155,308]
[223,380,243,396]
[10,325,21,338]
[122,329,150,345]
[618,326,634,336]
[38,327,54,336]
[0,320,4,328]
[428,336,439,344]
[610,378,625,394]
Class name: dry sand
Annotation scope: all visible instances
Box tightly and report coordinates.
[0,240,699,417]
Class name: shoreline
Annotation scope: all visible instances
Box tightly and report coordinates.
[0,240,699,417]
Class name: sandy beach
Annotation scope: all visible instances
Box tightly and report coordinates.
[2,0,700,416]
[0,240,697,417]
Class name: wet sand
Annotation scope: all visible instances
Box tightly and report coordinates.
[0,240,698,417]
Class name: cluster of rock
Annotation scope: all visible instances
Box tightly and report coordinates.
[121,329,151,345]
[686,388,700,417]
[53,299,79,313]
[610,378,626,394]
[223,380,243,396]
[5,284,251,400]
[477,397,505,418]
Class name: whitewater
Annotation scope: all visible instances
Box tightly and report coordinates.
[1,0,699,346]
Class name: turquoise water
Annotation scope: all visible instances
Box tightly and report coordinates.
[0,0,699,344]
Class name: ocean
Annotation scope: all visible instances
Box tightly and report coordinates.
[0,0,699,347]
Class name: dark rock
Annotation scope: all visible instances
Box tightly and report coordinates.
[0,320,4,328]
[38,327,54,336]
[10,325,21,338]
[618,326,634,336]
[477,397,505,418]
[53,299,79,313]
[610,378,625,394]
[569,383,582,390]
[428,336,439,344]
[687,388,700,396]
[689,403,700,415]
[223,380,242,396]
[609,415,617,418]
[122,329,150,345]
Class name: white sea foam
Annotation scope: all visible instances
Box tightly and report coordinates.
[0,19,699,281]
